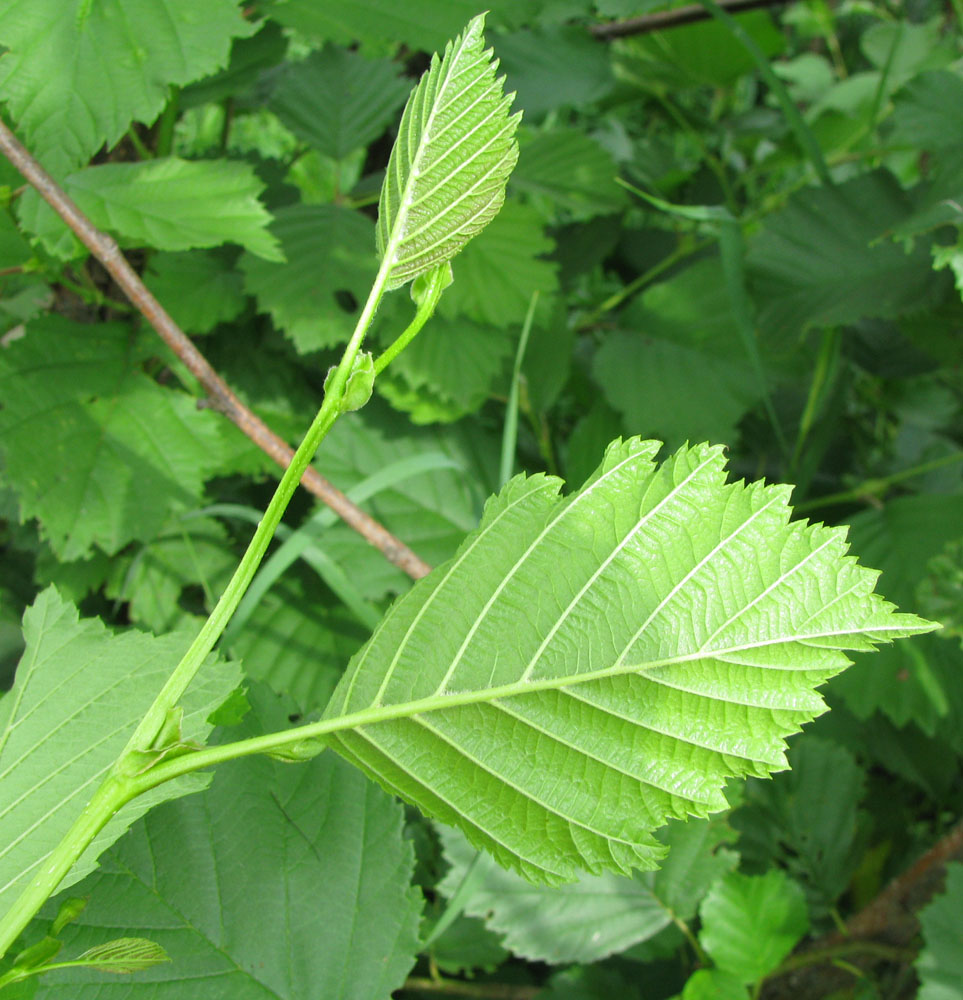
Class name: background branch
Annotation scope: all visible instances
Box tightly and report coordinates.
[0,118,431,582]
[590,0,791,39]
[762,816,963,998]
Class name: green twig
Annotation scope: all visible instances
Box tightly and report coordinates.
[796,450,963,514]
[499,292,539,487]
[578,237,711,328]
[154,87,180,158]
[374,264,451,375]
[791,328,840,474]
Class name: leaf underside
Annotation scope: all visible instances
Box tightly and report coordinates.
[323,438,934,884]
[376,13,521,290]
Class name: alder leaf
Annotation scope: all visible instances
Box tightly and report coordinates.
[376,14,521,290]
[0,589,241,917]
[38,687,421,1000]
[322,438,935,883]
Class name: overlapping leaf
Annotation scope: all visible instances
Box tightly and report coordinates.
[916,862,963,1000]
[323,438,933,883]
[0,0,252,174]
[0,589,241,917]
[0,318,224,560]
[376,14,521,290]
[37,688,421,1000]
[437,815,736,963]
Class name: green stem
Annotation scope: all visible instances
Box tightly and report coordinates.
[764,940,916,981]
[499,291,539,487]
[578,237,711,329]
[0,777,130,960]
[374,264,450,375]
[696,0,832,187]
[0,255,393,961]
[796,450,963,514]
[791,328,839,474]
[154,87,180,158]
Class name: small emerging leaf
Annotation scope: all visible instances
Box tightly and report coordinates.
[77,938,170,975]
[377,14,521,290]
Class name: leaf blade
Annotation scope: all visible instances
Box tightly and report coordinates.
[377,14,521,290]
[322,438,934,882]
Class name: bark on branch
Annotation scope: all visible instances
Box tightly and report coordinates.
[590,0,791,39]
[0,118,431,581]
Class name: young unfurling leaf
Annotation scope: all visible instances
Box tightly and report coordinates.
[376,13,521,290]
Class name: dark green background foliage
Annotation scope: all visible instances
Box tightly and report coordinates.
[0,0,962,997]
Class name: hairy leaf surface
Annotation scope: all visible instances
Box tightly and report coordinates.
[323,438,933,882]
[916,862,963,1000]
[0,589,240,917]
[376,14,521,290]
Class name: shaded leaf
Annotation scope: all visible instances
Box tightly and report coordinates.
[732,737,866,917]
[0,318,223,560]
[377,316,514,424]
[916,862,963,1000]
[593,260,762,445]
[747,170,943,339]
[0,589,241,917]
[37,687,422,1000]
[323,437,932,883]
[144,251,247,335]
[269,45,410,160]
[437,815,736,963]
[511,127,627,219]
[438,200,558,327]
[241,203,376,352]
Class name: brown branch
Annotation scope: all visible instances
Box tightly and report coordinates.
[0,117,431,581]
[401,977,538,999]
[761,816,963,998]
[590,0,792,39]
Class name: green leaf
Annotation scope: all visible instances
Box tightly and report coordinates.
[680,969,750,1000]
[747,170,944,339]
[592,260,762,445]
[230,578,367,714]
[916,862,963,1000]
[0,588,241,917]
[429,915,508,975]
[65,158,281,262]
[890,71,963,153]
[104,517,238,634]
[494,25,616,116]
[322,437,933,883]
[438,200,558,327]
[261,0,495,53]
[269,45,410,160]
[240,203,376,353]
[0,0,253,174]
[834,494,963,732]
[698,870,808,984]
[38,687,422,999]
[732,737,866,917]
[0,318,224,560]
[376,14,521,290]
[437,814,736,963]
[511,127,627,219]
[314,401,498,600]
[143,252,247,335]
